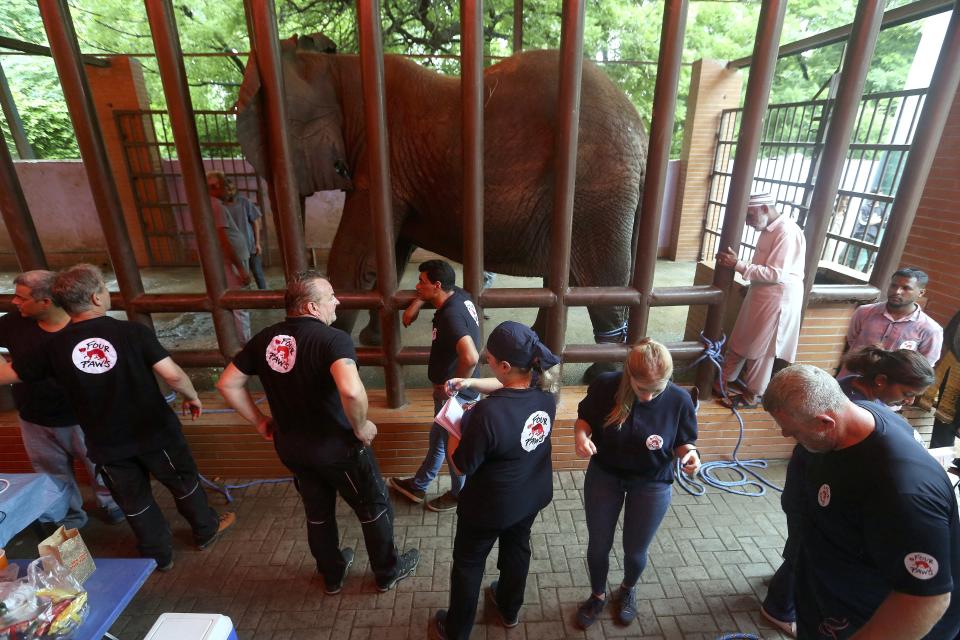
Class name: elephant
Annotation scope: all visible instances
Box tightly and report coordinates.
[236,33,648,374]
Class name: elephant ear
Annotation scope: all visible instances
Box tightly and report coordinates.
[235,36,353,197]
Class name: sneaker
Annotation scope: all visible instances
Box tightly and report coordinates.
[198,511,237,550]
[378,548,420,592]
[428,609,449,640]
[389,477,426,504]
[104,507,126,525]
[760,605,797,638]
[617,585,637,625]
[575,594,606,629]
[426,490,458,513]
[486,581,520,628]
[324,547,355,595]
[156,556,174,572]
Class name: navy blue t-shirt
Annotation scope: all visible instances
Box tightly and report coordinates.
[453,387,555,528]
[11,316,185,463]
[428,288,481,399]
[795,401,960,639]
[577,373,697,483]
[0,312,78,427]
[233,316,361,468]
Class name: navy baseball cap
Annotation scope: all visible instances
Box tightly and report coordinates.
[486,321,560,370]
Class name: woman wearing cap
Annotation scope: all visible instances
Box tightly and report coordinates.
[429,321,560,640]
[760,346,936,637]
[573,338,700,629]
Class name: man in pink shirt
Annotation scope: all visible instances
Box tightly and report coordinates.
[838,268,943,378]
[715,192,806,407]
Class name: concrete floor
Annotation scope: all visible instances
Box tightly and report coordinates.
[0,254,698,390]
[3,464,794,640]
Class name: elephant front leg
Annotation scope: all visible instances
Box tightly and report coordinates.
[357,237,417,346]
[327,191,379,337]
[583,304,629,383]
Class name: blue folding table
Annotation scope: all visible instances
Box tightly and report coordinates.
[0,473,71,546]
[12,557,156,640]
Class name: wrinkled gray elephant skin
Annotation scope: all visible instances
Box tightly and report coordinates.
[236,33,648,358]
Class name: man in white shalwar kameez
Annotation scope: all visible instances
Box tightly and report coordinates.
[715,192,806,406]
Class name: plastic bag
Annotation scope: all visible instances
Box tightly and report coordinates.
[0,556,88,640]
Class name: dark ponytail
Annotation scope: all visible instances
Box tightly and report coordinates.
[842,345,934,388]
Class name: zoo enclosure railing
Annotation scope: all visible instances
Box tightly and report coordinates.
[700,87,928,278]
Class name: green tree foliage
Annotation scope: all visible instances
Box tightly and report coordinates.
[0,0,930,159]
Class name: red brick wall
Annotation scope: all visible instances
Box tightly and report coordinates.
[902,94,960,327]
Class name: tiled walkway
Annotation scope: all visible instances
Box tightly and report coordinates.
[6,464,794,639]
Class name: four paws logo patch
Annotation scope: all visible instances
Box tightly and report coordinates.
[904,552,939,580]
[266,335,297,373]
[72,338,117,374]
[520,411,552,452]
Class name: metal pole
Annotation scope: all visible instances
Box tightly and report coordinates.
[245,0,309,279]
[544,0,585,355]
[0,61,35,159]
[37,0,152,328]
[801,0,887,312]
[144,0,243,357]
[513,0,524,53]
[461,0,484,305]
[0,133,46,269]
[357,0,405,408]
[870,2,960,289]
[696,0,788,397]
[628,0,689,342]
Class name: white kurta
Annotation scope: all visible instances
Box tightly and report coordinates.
[728,215,806,362]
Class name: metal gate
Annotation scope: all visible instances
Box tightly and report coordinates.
[114,109,269,267]
[701,88,927,277]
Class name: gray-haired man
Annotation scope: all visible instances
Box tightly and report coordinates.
[0,270,122,528]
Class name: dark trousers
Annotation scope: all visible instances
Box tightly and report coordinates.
[445,511,538,640]
[583,460,672,595]
[764,444,809,623]
[290,447,400,588]
[248,253,267,289]
[96,441,218,564]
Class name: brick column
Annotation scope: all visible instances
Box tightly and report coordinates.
[901,92,960,327]
[85,56,151,266]
[668,59,742,261]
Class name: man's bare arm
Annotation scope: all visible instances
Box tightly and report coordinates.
[455,335,480,379]
[851,591,950,640]
[330,358,377,446]
[216,363,273,440]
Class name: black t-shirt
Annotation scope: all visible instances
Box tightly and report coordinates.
[11,316,185,464]
[0,312,78,427]
[795,401,960,639]
[233,316,361,468]
[577,373,698,483]
[428,288,481,399]
[453,387,555,528]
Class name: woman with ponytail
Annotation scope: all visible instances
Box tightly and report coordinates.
[839,345,935,408]
[430,321,560,640]
[573,338,700,629]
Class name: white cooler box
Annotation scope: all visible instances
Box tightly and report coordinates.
[144,613,238,640]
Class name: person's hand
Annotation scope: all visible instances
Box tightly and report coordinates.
[254,243,262,256]
[256,416,276,441]
[356,420,378,447]
[445,378,469,396]
[182,397,202,420]
[716,246,738,270]
[575,431,597,458]
[680,449,701,477]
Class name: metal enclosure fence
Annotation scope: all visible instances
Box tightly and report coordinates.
[701,87,927,277]
[114,108,267,266]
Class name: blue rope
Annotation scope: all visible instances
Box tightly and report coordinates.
[716,635,760,640]
[675,333,782,498]
[163,392,291,502]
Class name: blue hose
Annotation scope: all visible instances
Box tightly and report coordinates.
[675,333,783,497]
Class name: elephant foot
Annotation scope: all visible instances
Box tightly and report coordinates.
[582,360,622,384]
[359,324,382,347]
